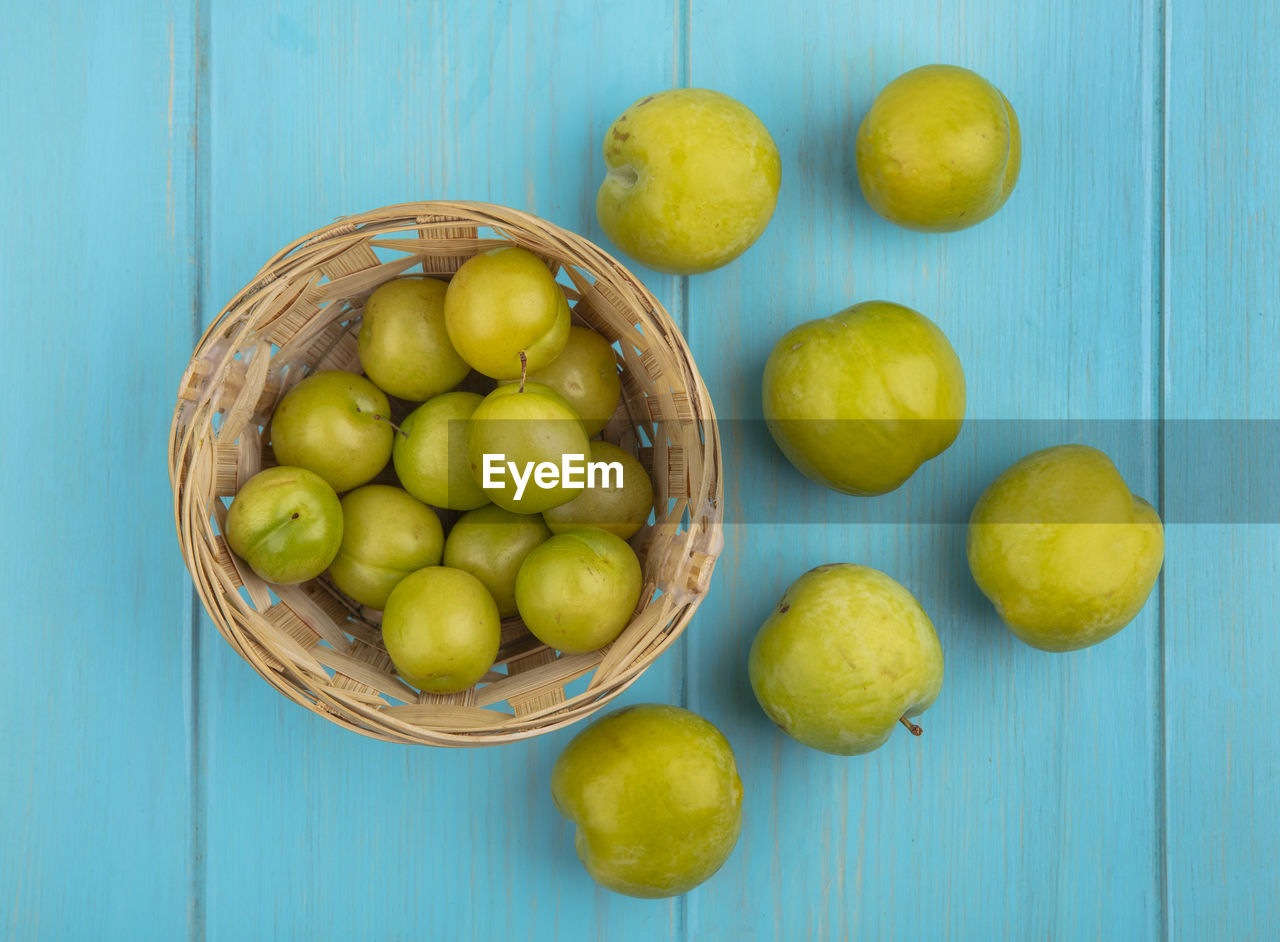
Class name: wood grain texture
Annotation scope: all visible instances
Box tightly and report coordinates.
[198,1,687,939]
[1,0,1277,939]
[0,1,200,939]
[682,1,1165,939]
[1163,0,1280,938]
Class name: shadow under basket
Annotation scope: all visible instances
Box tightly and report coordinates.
[169,201,724,746]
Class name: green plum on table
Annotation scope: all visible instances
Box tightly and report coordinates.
[225,466,343,585]
[856,64,1021,232]
[357,277,469,401]
[443,245,570,379]
[465,382,590,514]
[326,485,444,610]
[541,441,653,539]
[442,504,552,618]
[500,325,621,436]
[749,564,944,756]
[967,444,1165,652]
[596,87,782,275]
[393,391,490,511]
[762,300,965,496]
[551,704,743,898]
[269,370,394,494]
[381,566,500,694]
[515,528,642,654]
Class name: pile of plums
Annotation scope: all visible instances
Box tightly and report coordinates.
[553,70,1161,901]
[225,245,656,694]
[224,66,1167,903]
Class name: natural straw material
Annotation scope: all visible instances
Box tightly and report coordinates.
[169,202,723,746]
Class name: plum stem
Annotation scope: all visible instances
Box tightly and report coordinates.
[519,351,528,393]
[899,716,923,736]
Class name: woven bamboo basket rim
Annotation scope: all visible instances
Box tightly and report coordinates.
[169,200,724,746]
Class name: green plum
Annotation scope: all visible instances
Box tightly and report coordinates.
[596,88,782,275]
[393,391,490,511]
[542,441,653,539]
[269,370,394,494]
[499,325,621,435]
[967,444,1165,652]
[515,528,642,654]
[224,466,343,585]
[327,485,444,610]
[382,566,500,694]
[762,301,965,496]
[442,504,552,618]
[443,245,570,379]
[750,564,944,755]
[357,277,469,401]
[551,704,743,898]
[856,64,1021,232]
[465,382,591,514]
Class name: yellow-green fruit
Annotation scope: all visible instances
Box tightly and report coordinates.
[500,325,621,435]
[749,564,944,756]
[542,441,653,539]
[269,370,394,494]
[442,504,551,618]
[856,64,1021,232]
[357,277,469,401]
[596,88,782,275]
[443,245,570,379]
[465,383,591,514]
[327,485,444,610]
[966,444,1165,652]
[551,704,743,898]
[382,566,500,694]
[225,466,344,585]
[515,528,642,654]
[393,392,490,511]
[762,301,965,495]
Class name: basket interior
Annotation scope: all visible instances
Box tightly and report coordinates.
[171,205,722,745]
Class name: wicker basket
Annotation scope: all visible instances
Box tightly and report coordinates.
[169,201,723,746]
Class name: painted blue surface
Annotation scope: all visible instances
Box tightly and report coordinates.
[0,1,1275,939]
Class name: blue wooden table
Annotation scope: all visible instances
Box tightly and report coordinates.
[2,1,1277,939]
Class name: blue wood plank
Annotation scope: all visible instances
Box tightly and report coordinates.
[0,1,200,939]
[197,2,689,939]
[683,1,1166,939]
[1164,1,1280,938]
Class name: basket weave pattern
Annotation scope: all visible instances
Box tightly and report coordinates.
[169,202,723,745]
